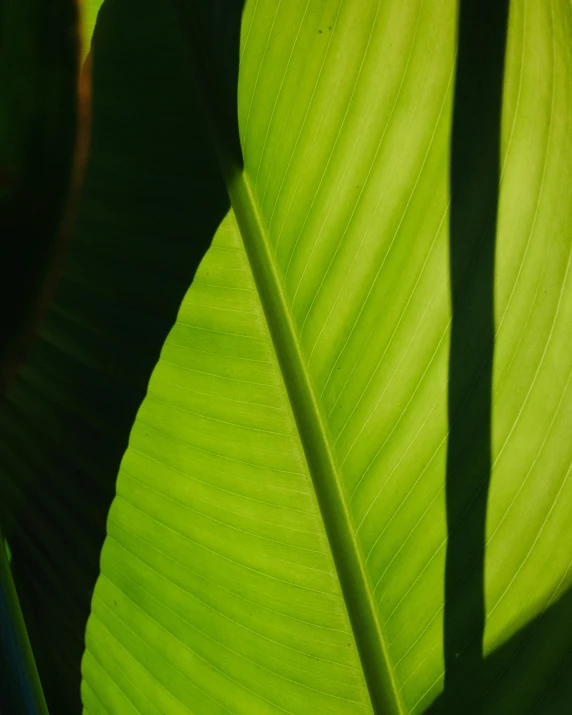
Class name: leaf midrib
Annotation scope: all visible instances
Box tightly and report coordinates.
[225,167,404,715]
[167,2,404,709]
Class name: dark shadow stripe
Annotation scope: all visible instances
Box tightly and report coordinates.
[442,0,509,712]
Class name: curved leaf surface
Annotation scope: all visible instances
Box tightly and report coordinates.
[1,0,570,713]
[0,0,228,710]
[82,0,572,713]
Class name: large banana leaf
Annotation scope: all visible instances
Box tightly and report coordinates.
[0,0,228,710]
[2,0,572,713]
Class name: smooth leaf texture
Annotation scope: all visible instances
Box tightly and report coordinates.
[1,0,571,713]
[78,1,105,63]
[78,0,572,713]
[0,1,229,710]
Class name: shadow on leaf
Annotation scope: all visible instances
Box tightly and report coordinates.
[425,585,572,714]
[0,0,241,710]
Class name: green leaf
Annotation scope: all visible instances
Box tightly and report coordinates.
[78,1,105,63]
[0,1,230,710]
[3,0,572,713]
[79,0,572,712]
[0,525,49,715]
